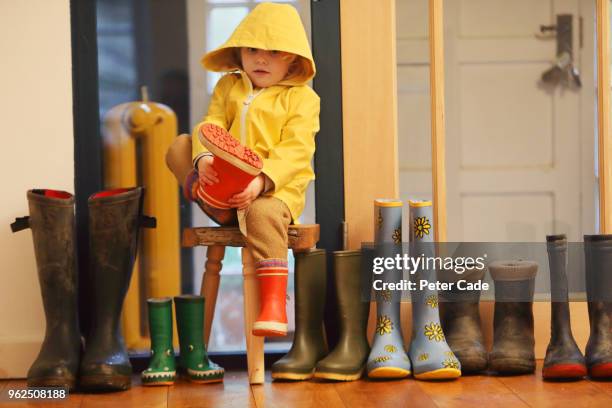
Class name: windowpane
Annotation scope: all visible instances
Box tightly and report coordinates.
[96,0,137,120]
[206,7,249,94]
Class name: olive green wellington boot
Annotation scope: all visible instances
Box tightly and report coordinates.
[11,190,81,390]
[175,295,224,383]
[79,187,156,391]
[314,250,370,381]
[142,298,176,385]
[488,260,537,375]
[272,249,328,380]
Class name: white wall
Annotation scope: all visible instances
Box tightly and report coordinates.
[0,0,74,378]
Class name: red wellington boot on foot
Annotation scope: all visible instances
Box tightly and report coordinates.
[252,259,288,337]
[197,123,263,209]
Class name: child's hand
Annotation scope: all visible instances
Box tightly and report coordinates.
[197,156,219,186]
[228,175,265,210]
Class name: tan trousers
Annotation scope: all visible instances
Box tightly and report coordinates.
[166,135,291,263]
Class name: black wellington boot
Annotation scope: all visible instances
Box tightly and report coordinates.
[542,234,586,380]
[584,235,612,379]
[79,187,156,391]
[314,250,370,381]
[11,190,81,390]
[439,266,488,374]
[489,260,537,375]
[272,249,328,380]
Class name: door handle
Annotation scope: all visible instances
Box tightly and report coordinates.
[540,14,581,88]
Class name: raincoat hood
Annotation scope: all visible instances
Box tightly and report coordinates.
[201,2,315,86]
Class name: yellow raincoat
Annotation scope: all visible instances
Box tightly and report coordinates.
[192,2,320,222]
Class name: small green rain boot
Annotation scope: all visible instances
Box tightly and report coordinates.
[142,298,176,386]
[175,295,224,383]
[408,200,461,380]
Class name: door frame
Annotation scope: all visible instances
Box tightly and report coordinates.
[70,0,346,364]
[70,0,103,339]
[596,0,611,232]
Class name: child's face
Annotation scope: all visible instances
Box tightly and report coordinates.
[240,47,296,88]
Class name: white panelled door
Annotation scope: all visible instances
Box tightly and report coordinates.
[397,0,596,242]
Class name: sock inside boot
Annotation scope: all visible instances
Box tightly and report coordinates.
[33,189,73,199]
[183,170,199,201]
[91,188,131,199]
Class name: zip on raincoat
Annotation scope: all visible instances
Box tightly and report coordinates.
[240,88,264,145]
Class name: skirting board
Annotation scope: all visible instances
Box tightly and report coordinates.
[0,336,43,379]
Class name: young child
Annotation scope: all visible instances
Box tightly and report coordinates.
[166,2,319,337]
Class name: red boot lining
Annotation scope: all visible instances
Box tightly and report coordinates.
[91,188,131,199]
[33,189,73,199]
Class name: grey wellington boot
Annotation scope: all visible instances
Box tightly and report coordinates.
[314,250,370,381]
[489,260,537,375]
[583,235,612,379]
[542,234,586,380]
[367,199,411,379]
[439,265,488,374]
[272,249,327,380]
[11,190,81,390]
[407,200,461,380]
[79,187,156,391]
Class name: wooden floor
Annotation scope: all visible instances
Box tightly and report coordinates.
[1,362,611,408]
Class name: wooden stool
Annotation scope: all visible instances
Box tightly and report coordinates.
[182,224,320,384]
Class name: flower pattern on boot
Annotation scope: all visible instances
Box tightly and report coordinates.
[408,200,461,380]
[367,200,411,379]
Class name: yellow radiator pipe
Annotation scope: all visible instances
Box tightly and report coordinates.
[102,96,181,350]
